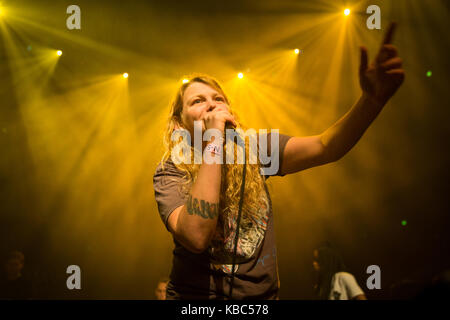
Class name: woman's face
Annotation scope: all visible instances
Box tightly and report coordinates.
[181,81,229,136]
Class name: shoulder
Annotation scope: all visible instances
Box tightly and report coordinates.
[335,272,357,283]
[153,158,186,185]
[335,272,363,292]
[154,157,183,176]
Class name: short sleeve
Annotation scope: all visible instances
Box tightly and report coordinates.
[260,132,292,177]
[339,272,364,299]
[153,159,189,231]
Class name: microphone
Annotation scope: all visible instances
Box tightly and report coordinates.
[225,122,245,146]
[225,122,236,130]
[225,122,237,142]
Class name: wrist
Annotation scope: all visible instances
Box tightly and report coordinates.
[203,136,224,164]
[361,92,386,109]
[206,123,226,136]
[205,133,224,145]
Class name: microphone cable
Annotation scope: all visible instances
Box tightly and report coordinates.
[228,133,246,300]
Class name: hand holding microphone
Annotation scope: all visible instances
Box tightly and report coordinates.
[203,107,237,134]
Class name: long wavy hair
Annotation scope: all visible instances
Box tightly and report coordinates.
[314,244,347,300]
[161,74,268,242]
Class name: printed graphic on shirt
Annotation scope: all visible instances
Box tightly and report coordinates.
[209,189,270,274]
[332,291,341,300]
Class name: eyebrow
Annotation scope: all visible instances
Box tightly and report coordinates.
[187,93,224,104]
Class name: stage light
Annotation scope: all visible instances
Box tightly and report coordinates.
[294,49,300,55]
[122,73,128,79]
[344,9,350,16]
[182,79,189,84]
[401,220,407,227]
[237,72,244,79]
[426,70,432,77]
[0,6,4,17]
[56,50,63,56]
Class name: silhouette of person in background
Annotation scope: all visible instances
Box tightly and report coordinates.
[154,277,169,300]
[415,269,450,300]
[0,250,32,299]
[313,243,366,300]
[389,279,422,299]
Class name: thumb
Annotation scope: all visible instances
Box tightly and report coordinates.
[359,46,368,76]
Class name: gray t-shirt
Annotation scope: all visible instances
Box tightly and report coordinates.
[153,133,291,299]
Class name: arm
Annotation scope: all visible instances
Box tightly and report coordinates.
[320,92,385,162]
[166,108,236,254]
[167,146,222,254]
[280,22,404,175]
[281,94,385,175]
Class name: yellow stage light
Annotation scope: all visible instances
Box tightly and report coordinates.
[237,72,244,79]
[294,49,300,54]
[123,73,129,79]
[344,9,350,16]
[56,50,63,56]
[182,79,189,84]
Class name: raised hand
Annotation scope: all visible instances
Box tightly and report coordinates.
[359,22,405,106]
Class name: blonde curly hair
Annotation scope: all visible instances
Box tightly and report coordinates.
[161,74,269,253]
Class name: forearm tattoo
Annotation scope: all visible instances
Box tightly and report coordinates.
[186,195,219,219]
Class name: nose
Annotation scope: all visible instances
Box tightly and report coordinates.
[206,99,217,112]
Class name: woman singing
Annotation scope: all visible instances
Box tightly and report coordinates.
[153,23,404,299]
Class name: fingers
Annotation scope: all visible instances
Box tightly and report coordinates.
[376,44,399,64]
[379,57,403,71]
[376,22,399,64]
[380,44,398,56]
[204,108,228,121]
[385,68,405,83]
[382,22,397,45]
[385,68,405,75]
[203,109,237,128]
[217,110,237,126]
[359,46,369,75]
[223,114,237,127]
